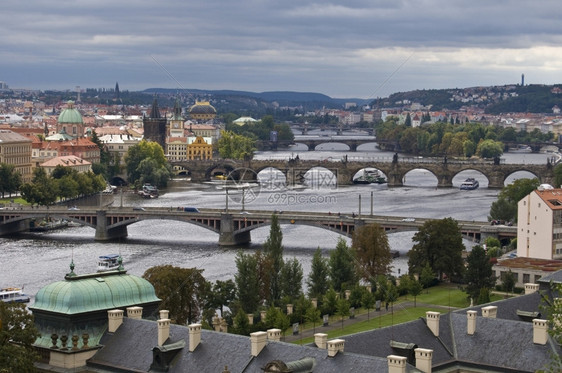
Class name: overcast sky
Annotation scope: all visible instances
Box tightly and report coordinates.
[2,1,562,98]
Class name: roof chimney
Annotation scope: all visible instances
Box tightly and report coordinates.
[267,328,281,342]
[159,310,169,320]
[327,339,345,357]
[247,313,254,325]
[188,323,201,352]
[426,311,440,337]
[127,306,143,320]
[387,355,407,373]
[314,333,328,349]
[524,283,539,294]
[467,310,477,335]
[482,306,497,318]
[108,309,124,333]
[414,348,433,373]
[158,318,171,347]
[533,319,548,345]
[250,331,267,356]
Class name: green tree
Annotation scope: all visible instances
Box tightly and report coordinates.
[420,263,435,292]
[234,251,260,313]
[306,248,330,299]
[408,218,465,281]
[125,139,172,187]
[336,298,350,329]
[232,308,251,336]
[143,265,209,325]
[361,289,376,320]
[322,288,338,315]
[352,224,393,282]
[489,178,540,222]
[464,245,496,304]
[329,238,357,292]
[409,278,423,307]
[0,163,22,198]
[217,130,256,159]
[20,167,58,205]
[263,214,284,305]
[0,301,40,372]
[501,270,516,295]
[476,139,504,158]
[280,257,303,300]
[210,279,236,317]
[57,174,80,201]
[305,306,322,334]
[554,163,562,188]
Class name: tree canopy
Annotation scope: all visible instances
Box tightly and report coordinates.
[125,139,172,188]
[351,224,393,281]
[0,301,40,372]
[217,130,256,160]
[464,245,496,303]
[489,177,540,222]
[408,217,465,281]
[329,238,358,292]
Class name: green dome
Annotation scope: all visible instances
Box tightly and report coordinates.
[58,100,83,124]
[32,271,160,315]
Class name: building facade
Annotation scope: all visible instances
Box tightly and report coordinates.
[0,129,33,182]
[143,98,167,151]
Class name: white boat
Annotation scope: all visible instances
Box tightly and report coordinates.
[1,287,30,303]
[460,178,479,190]
[97,254,121,272]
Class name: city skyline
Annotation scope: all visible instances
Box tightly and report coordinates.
[3,1,562,99]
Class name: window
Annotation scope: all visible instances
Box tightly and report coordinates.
[523,273,530,283]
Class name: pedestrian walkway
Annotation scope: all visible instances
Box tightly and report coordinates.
[283,301,456,344]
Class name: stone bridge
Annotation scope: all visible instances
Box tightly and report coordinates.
[0,207,514,246]
[171,157,555,188]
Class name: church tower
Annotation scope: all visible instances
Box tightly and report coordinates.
[169,99,185,137]
[143,98,167,151]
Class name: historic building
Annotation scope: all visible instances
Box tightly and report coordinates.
[40,155,92,175]
[0,129,33,182]
[143,98,167,151]
[56,101,85,138]
[169,99,185,138]
[188,101,216,122]
[186,136,212,160]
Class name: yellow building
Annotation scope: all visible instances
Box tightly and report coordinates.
[0,129,32,183]
[186,136,212,160]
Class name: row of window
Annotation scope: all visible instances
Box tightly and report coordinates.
[0,145,32,154]
[498,271,541,284]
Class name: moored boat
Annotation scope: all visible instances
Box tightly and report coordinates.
[97,254,121,272]
[460,178,479,190]
[1,287,30,303]
[354,169,387,184]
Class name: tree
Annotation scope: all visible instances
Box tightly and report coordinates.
[554,163,562,188]
[125,139,172,187]
[263,214,284,305]
[234,251,260,313]
[210,279,236,317]
[305,306,321,334]
[322,288,338,315]
[501,270,516,295]
[475,139,504,159]
[306,248,329,299]
[361,289,376,320]
[232,308,251,336]
[143,265,209,325]
[489,178,540,222]
[280,257,303,300]
[408,218,465,281]
[20,167,58,205]
[329,237,357,292]
[420,263,435,292]
[336,298,350,329]
[352,224,393,282]
[217,130,256,159]
[464,245,496,304]
[0,163,22,198]
[0,301,40,372]
[409,279,423,307]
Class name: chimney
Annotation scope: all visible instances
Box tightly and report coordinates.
[286,304,293,315]
[188,323,201,352]
[250,331,267,356]
[260,310,267,323]
[127,306,143,320]
[267,328,281,342]
[159,310,169,320]
[108,309,124,333]
[482,306,497,318]
[387,355,407,373]
[158,318,171,346]
[415,348,433,373]
[467,310,477,335]
[315,333,328,349]
[327,339,345,357]
[426,311,440,337]
[533,319,548,345]
[524,283,539,294]
[247,314,254,325]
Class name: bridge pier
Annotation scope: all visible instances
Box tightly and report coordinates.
[0,218,30,236]
[95,210,128,241]
[219,213,251,246]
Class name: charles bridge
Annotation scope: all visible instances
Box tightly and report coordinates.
[172,156,555,188]
[0,206,514,246]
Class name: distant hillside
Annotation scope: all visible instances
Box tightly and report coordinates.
[143,88,368,109]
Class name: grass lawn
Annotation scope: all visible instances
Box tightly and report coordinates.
[0,197,27,205]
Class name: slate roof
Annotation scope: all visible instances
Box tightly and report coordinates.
[89,318,415,372]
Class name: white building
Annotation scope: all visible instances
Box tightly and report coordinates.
[517,187,562,260]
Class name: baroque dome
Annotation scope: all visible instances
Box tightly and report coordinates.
[189,101,217,115]
[58,100,83,124]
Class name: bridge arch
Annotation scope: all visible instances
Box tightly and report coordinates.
[257,167,287,189]
[451,169,489,188]
[503,170,541,186]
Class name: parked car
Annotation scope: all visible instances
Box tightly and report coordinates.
[183,207,200,213]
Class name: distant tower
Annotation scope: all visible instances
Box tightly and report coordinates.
[143,97,167,151]
[521,74,525,86]
[115,82,120,100]
[76,86,81,102]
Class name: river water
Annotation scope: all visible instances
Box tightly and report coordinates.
[0,142,553,304]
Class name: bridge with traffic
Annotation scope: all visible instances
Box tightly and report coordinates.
[0,206,515,246]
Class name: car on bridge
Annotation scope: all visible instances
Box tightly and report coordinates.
[401,217,415,222]
[183,207,200,213]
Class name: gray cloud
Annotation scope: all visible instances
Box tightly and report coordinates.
[2,1,562,98]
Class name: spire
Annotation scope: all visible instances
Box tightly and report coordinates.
[150,97,161,118]
[173,99,183,120]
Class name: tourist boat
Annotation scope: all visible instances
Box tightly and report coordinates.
[138,183,158,198]
[354,169,387,184]
[460,178,479,190]
[0,287,30,303]
[97,254,121,272]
